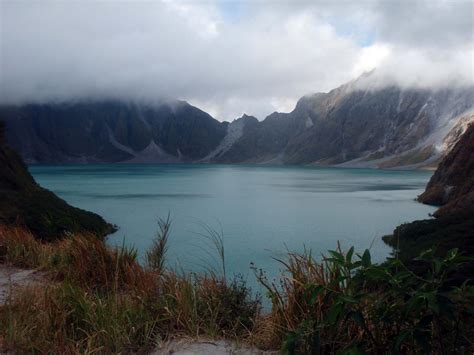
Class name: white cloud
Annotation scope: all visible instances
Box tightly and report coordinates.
[0,0,472,121]
[352,44,391,78]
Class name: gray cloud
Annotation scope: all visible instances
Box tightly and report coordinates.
[1,0,472,121]
[372,0,474,49]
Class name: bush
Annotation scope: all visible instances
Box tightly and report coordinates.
[255,246,474,353]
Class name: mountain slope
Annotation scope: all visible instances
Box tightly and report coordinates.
[0,121,115,240]
[418,123,474,216]
[1,100,228,164]
[214,75,474,168]
[2,75,472,168]
[384,124,474,281]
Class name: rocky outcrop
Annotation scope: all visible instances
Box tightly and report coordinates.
[0,100,228,164]
[0,121,115,240]
[418,123,474,216]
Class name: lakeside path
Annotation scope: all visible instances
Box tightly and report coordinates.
[0,265,278,354]
[0,264,46,305]
[153,339,278,355]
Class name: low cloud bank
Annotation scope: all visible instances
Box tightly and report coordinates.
[1,0,472,121]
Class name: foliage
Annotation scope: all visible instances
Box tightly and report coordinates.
[255,245,474,353]
[383,212,474,285]
[1,223,473,353]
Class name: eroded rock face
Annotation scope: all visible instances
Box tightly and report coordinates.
[418,123,474,217]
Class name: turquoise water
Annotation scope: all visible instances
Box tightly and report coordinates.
[30,164,435,289]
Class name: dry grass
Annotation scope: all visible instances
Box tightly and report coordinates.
[1,225,472,353]
[252,246,349,350]
[146,214,171,274]
[0,225,54,268]
[0,224,262,353]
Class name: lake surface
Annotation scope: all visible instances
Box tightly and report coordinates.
[30,164,435,289]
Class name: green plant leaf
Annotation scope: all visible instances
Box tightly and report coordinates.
[361,250,371,267]
[346,246,355,263]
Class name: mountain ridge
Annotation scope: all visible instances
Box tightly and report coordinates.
[1,100,228,164]
[1,74,473,168]
[212,76,474,168]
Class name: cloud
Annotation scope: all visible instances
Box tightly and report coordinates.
[0,0,472,121]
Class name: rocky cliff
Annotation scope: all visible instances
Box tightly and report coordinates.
[418,123,474,216]
[0,121,114,240]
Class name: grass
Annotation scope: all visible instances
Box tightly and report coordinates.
[0,223,473,353]
[0,223,261,353]
[145,213,171,274]
[255,245,474,353]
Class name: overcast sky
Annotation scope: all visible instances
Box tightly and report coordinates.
[1,0,473,121]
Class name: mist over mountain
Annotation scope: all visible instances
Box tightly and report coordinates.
[1,100,228,164]
[212,74,474,168]
[2,1,472,121]
[1,72,472,167]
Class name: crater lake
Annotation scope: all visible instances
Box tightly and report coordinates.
[30,164,436,289]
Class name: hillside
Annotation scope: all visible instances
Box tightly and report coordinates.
[1,75,473,167]
[0,122,114,240]
[213,75,474,167]
[0,100,228,164]
[384,124,474,279]
[418,123,474,216]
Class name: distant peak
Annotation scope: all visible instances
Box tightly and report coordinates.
[235,113,258,121]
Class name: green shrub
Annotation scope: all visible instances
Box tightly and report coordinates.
[256,246,474,353]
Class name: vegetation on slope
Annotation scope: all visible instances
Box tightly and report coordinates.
[0,100,228,163]
[0,122,115,240]
[0,223,472,354]
[0,224,260,353]
[384,124,474,281]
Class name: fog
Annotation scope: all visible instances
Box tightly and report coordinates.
[1,0,472,121]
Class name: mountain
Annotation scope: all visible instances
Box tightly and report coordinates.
[212,74,474,168]
[0,100,228,164]
[419,123,474,216]
[1,74,473,167]
[384,124,474,281]
[0,121,115,240]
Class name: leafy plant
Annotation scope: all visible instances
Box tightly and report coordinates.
[255,245,474,354]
